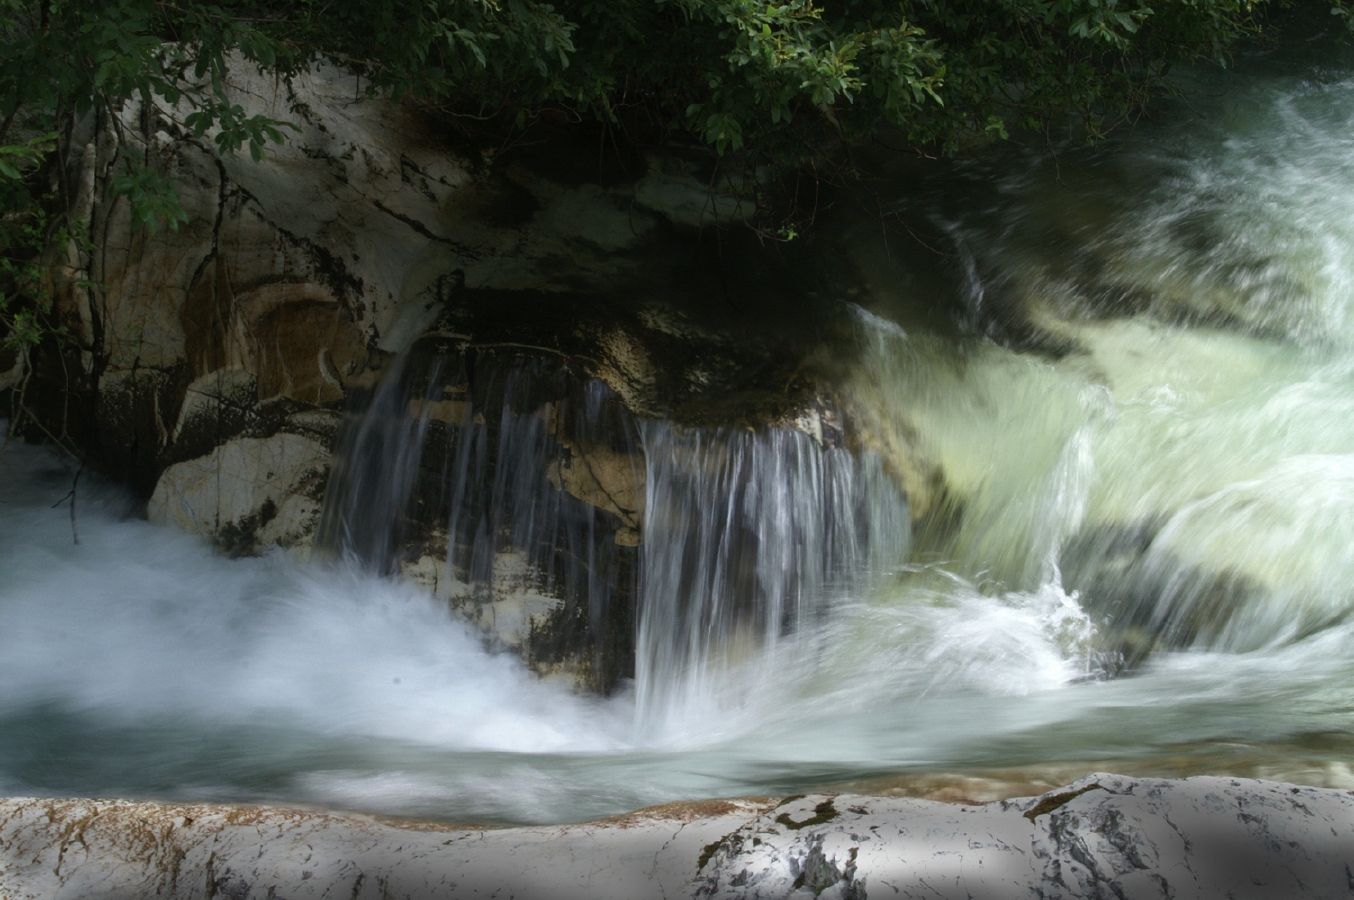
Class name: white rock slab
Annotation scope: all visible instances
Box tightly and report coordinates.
[147,432,330,549]
[1,776,1350,899]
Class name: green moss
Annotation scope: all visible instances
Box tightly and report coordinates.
[775,798,838,831]
[697,831,740,871]
[1023,782,1102,822]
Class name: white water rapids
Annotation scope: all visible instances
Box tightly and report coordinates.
[6,42,1354,824]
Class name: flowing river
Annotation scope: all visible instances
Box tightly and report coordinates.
[5,34,1354,825]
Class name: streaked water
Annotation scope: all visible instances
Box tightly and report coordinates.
[6,42,1354,824]
[636,421,908,732]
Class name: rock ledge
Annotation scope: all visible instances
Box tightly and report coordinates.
[2,775,1351,899]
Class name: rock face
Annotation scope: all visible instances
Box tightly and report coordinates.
[32,55,850,562]
[314,347,649,691]
[147,431,332,555]
[1,776,1351,899]
[16,56,923,689]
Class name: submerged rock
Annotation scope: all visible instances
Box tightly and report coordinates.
[1,776,1350,899]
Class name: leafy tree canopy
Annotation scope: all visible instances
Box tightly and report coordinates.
[0,0,1340,388]
[0,0,1327,172]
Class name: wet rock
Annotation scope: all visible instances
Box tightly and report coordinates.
[331,350,644,692]
[547,437,646,539]
[26,55,861,557]
[167,368,261,463]
[1,776,1351,899]
[147,432,331,555]
[1061,519,1265,666]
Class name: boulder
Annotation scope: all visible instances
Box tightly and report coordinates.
[147,431,332,555]
[1,776,1350,899]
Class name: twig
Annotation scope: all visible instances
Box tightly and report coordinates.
[13,395,81,462]
[50,458,85,545]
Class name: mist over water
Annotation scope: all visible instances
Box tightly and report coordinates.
[8,42,1354,824]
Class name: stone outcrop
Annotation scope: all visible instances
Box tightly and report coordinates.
[2,776,1351,899]
[547,434,646,546]
[12,53,957,691]
[33,55,859,562]
[147,431,333,555]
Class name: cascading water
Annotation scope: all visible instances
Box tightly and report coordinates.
[636,422,909,731]
[7,35,1354,825]
[318,349,645,690]
[843,40,1354,664]
[316,344,907,709]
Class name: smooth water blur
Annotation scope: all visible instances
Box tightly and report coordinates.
[3,425,1354,823]
[848,42,1354,657]
[636,421,909,733]
[8,41,1354,824]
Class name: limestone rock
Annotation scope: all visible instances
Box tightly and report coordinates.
[695,775,1354,899]
[548,440,646,538]
[1,776,1351,899]
[35,55,831,555]
[404,548,567,654]
[147,433,331,553]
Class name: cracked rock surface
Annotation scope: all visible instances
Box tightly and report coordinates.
[2,775,1351,899]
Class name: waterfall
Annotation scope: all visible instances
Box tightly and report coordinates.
[317,345,911,705]
[316,352,444,572]
[16,40,1354,825]
[318,349,642,690]
[636,422,909,725]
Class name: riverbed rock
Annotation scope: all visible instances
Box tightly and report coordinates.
[1,776,1350,899]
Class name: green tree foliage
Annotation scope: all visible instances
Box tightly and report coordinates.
[0,1,1319,188]
[254,0,1287,156]
[0,0,1333,384]
[0,132,58,370]
[1,0,1332,222]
